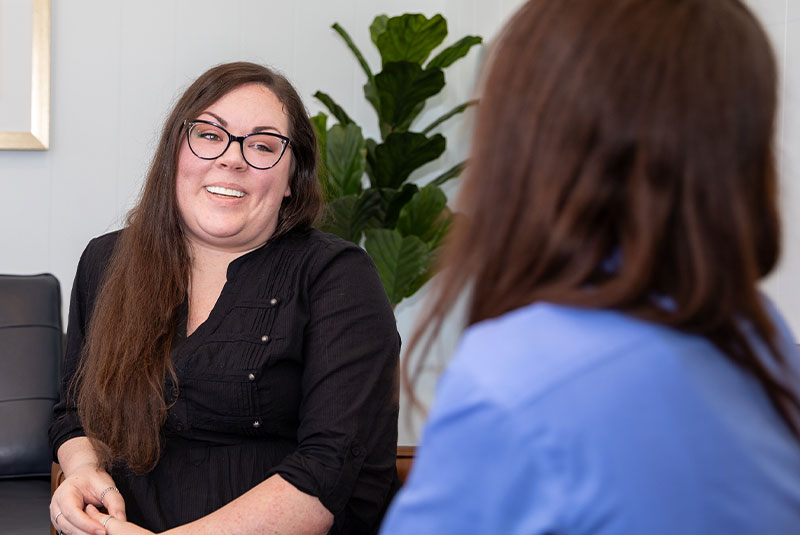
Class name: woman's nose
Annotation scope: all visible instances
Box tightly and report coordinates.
[216,139,248,170]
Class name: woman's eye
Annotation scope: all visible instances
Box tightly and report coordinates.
[199,131,222,141]
[251,142,275,153]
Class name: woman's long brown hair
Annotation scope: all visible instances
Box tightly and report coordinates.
[74,62,323,472]
[407,0,800,440]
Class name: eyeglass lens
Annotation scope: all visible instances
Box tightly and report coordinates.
[187,122,287,169]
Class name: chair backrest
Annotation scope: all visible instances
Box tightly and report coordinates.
[0,274,62,478]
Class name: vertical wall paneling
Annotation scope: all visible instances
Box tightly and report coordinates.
[48,0,123,295]
[775,16,800,329]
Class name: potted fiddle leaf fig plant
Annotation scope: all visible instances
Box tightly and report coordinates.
[312,13,482,307]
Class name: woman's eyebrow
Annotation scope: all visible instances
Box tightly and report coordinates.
[199,111,227,126]
[198,111,282,134]
[252,125,282,134]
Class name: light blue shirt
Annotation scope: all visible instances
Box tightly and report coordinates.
[382,301,800,534]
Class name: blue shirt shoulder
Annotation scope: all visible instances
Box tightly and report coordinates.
[382,302,800,535]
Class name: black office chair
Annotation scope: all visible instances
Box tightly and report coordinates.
[0,274,62,535]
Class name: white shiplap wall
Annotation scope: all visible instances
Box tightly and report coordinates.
[0,0,526,280]
[0,0,798,443]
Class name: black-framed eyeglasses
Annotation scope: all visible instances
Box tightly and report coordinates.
[183,119,291,170]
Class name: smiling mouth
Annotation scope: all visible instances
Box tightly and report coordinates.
[205,185,245,198]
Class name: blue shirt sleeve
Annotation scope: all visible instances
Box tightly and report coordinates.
[380,350,571,534]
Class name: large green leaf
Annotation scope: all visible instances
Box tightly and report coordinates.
[364,228,431,306]
[424,205,454,252]
[367,132,446,189]
[395,101,425,136]
[372,62,445,131]
[375,14,447,66]
[311,112,328,152]
[318,189,383,243]
[319,195,357,241]
[326,124,365,198]
[311,113,330,199]
[369,15,389,46]
[396,184,448,240]
[426,35,482,70]
[332,23,373,81]
[364,137,378,185]
[377,184,418,228]
[362,79,386,136]
[314,91,354,126]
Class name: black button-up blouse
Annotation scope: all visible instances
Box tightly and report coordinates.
[49,228,401,534]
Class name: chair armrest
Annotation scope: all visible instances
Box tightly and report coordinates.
[51,462,64,495]
[50,463,63,535]
[396,445,416,484]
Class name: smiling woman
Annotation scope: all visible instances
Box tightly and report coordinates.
[176,84,293,255]
[48,62,401,535]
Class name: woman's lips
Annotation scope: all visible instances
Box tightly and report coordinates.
[205,185,245,198]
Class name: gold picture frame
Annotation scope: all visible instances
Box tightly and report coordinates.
[0,0,50,150]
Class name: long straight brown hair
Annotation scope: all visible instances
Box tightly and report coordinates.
[407,0,800,439]
[74,62,323,472]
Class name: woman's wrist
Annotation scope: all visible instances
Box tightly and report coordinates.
[57,436,102,476]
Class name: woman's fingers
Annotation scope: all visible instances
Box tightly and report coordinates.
[55,508,106,535]
[51,509,64,534]
[50,467,126,535]
[85,504,105,522]
[86,504,156,535]
[86,505,117,531]
[50,500,64,530]
[53,490,107,535]
[63,510,107,535]
[99,487,127,522]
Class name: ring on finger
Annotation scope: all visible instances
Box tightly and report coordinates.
[99,485,120,505]
[54,511,63,525]
[102,515,114,528]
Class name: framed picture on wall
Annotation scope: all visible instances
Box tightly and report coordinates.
[0,0,49,150]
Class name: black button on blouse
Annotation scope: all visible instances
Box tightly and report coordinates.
[49,228,401,534]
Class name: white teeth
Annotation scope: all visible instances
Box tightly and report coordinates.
[205,186,245,198]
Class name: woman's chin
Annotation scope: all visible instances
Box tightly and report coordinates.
[187,225,271,252]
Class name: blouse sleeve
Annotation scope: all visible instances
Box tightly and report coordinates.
[268,242,401,531]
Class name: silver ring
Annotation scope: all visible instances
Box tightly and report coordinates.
[54,511,63,525]
[102,515,114,528]
[99,486,119,505]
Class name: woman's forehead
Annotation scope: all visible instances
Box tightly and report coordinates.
[201,84,289,134]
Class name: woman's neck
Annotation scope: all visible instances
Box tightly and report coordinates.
[187,238,265,276]
[184,238,266,335]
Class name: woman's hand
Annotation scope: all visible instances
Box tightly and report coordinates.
[50,463,127,535]
[86,505,154,535]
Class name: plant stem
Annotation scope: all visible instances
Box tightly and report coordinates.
[421,100,478,135]
[430,160,467,186]
[332,23,374,82]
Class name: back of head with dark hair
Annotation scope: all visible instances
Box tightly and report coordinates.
[407,0,800,438]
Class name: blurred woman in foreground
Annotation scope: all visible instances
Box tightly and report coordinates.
[382,0,800,533]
